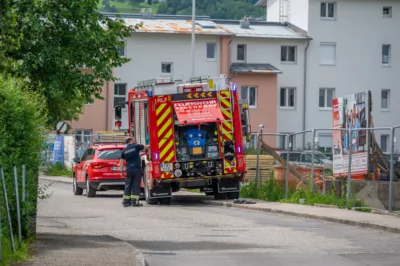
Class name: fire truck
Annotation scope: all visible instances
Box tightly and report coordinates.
[115,75,251,205]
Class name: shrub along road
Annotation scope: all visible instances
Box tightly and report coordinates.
[33,178,400,266]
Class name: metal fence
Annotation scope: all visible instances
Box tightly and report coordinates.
[0,164,26,262]
[251,125,400,211]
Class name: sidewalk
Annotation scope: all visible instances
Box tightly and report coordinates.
[40,175,400,234]
[27,176,145,266]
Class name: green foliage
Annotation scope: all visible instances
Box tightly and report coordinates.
[0,0,141,126]
[157,0,264,20]
[0,236,32,266]
[98,0,161,13]
[0,75,47,249]
[240,172,367,210]
[43,163,72,177]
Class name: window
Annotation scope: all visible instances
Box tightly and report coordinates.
[383,7,392,18]
[280,88,296,108]
[114,83,127,109]
[237,44,246,61]
[281,46,296,63]
[161,62,172,74]
[278,135,294,150]
[97,149,123,160]
[206,43,216,60]
[240,86,257,107]
[118,41,126,57]
[380,134,389,153]
[381,89,390,110]
[320,43,336,65]
[320,2,336,19]
[382,44,391,65]
[319,88,335,108]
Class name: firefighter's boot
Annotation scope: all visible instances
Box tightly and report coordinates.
[122,195,131,207]
[131,196,143,207]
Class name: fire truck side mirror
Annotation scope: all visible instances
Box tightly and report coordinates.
[115,106,122,120]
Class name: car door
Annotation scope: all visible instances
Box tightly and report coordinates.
[80,148,95,181]
[76,149,91,182]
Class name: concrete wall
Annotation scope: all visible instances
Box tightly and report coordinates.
[266,0,309,31]
[307,0,400,150]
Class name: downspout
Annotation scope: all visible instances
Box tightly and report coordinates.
[105,81,109,131]
[227,36,233,81]
[302,40,310,148]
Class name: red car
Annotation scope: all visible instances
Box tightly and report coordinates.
[72,142,145,198]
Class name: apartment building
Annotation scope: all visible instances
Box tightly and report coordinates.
[256,0,400,151]
[71,11,310,148]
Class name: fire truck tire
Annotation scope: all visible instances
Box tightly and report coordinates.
[143,169,158,205]
[86,177,96,198]
[213,192,227,200]
[73,174,83,196]
[158,197,171,205]
[205,192,214,196]
[227,192,240,200]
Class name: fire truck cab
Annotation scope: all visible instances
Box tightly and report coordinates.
[115,75,251,205]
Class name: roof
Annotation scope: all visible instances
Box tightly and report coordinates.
[230,63,282,74]
[101,13,310,39]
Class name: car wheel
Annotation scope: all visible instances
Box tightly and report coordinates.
[73,173,83,196]
[86,176,96,198]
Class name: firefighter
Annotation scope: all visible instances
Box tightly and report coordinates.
[120,137,150,207]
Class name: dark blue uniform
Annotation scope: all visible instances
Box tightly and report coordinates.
[121,143,144,205]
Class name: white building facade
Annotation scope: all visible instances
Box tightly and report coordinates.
[307,0,400,152]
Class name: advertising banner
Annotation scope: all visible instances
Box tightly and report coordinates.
[332,91,370,177]
[53,135,64,165]
[173,99,225,124]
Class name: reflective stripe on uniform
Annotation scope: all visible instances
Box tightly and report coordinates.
[130,195,139,199]
[123,195,131,200]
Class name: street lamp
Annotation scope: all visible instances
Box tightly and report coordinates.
[255,124,264,188]
[190,0,196,77]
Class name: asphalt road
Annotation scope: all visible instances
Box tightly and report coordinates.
[38,180,400,266]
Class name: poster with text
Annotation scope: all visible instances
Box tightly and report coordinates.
[332,91,370,177]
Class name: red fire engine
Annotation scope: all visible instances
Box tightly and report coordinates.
[115,75,251,205]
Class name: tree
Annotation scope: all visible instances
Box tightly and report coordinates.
[0,0,142,127]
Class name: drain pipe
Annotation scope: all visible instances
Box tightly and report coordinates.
[105,81,109,131]
[302,40,310,148]
[227,36,233,81]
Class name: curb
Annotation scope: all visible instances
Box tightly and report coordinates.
[107,236,146,266]
[40,176,72,184]
[174,196,400,234]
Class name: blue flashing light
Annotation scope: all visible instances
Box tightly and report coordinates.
[232,83,237,91]
[147,90,153,97]
[154,152,158,160]
[237,146,241,153]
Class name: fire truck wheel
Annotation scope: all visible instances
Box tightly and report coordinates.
[213,192,227,200]
[158,197,171,205]
[143,170,158,205]
[205,192,214,196]
[227,192,240,200]
[73,174,83,196]
[86,176,96,198]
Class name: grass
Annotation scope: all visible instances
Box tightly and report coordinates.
[98,1,161,14]
[43,162,72,177]
[240,172,367,210]
[187,189,201,193]
[1,236,32,266]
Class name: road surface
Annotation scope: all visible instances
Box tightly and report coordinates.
[38,180,400,266]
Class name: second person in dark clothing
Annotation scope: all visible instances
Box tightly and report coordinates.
[120,137,149,207]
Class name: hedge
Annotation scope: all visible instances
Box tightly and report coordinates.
[0,74,47,248]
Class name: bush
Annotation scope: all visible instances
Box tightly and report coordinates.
[240,170,367,210]
[44,162,72,177]
[0,75,47,248]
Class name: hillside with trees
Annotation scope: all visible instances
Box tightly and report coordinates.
[99,0,265,20]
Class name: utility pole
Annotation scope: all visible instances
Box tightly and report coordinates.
[190,0,196,77]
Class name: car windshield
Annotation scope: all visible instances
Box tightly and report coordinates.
[97,149,123,160]
[315,153,328,160]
